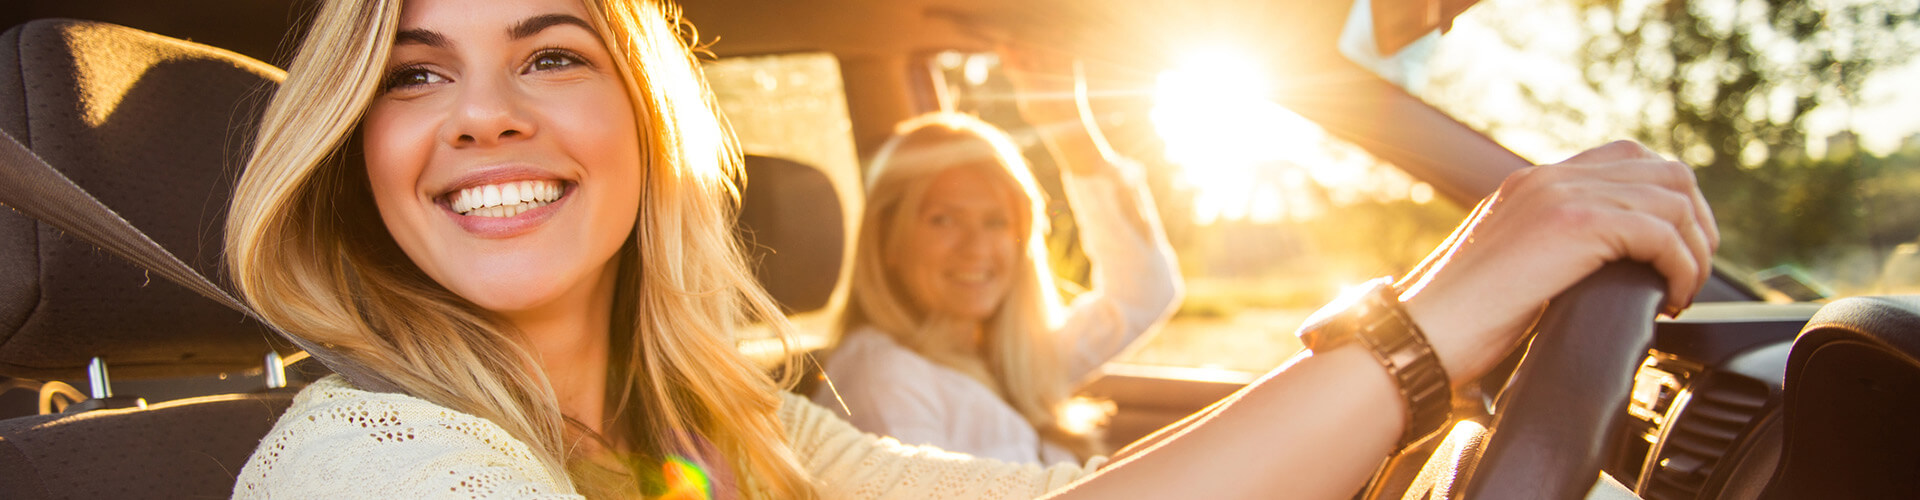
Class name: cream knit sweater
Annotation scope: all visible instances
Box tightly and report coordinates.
[232,375,1104,498]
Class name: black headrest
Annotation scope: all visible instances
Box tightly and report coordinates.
[738,155,845,314]
[0,19,284,379]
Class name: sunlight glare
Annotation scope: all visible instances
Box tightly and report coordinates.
[1057,396,1116,436]
[1153,48,1340,224]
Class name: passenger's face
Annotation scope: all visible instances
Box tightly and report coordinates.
[361,0,641,315]
[888,166,1022,324]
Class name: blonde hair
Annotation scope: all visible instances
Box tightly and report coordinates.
[839,112,1100,459]
[224,0,814,497]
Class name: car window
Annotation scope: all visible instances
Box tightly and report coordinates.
[703,52,860,355]
[1406,0,1920,300]
[930,51,1469,373]
[703,52,862,190]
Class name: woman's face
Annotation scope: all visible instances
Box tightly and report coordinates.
[887,166,1022,324]
[362,0,642,316]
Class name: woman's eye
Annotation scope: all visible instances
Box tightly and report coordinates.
[985,216,1010,231]
[927,214,952,227]
[527,50,587,72]
[381,66,446,91]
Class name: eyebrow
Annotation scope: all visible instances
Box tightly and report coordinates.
[508,14,597,41]
[392,14,597,48]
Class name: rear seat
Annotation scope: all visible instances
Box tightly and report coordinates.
[0,18,847,499]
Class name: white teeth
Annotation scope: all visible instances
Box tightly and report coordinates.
[449,179,565,217]
[500,183,520,205]
[482,185,502,208]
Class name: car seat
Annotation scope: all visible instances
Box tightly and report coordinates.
[0,18,297,499]
[0,18,846,499]
[1759,296,1920,498]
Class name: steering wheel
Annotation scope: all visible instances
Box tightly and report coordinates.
[1365,261,1667,499]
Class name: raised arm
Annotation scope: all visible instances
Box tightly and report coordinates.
[1003,50,1184,380]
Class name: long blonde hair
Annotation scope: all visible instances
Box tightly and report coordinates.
[224,0,814,497]
[838,112,1100,459]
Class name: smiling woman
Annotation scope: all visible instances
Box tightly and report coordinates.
[213,0,1722,498]
[224,0,816,496]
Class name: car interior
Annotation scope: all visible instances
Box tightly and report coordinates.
[3,0,1918,499]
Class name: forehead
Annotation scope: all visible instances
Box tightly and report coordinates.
[921,165,1019,211]
[397,0,592,32]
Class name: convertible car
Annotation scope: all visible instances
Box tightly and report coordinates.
[1,0,1915,498]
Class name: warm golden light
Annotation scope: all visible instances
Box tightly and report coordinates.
[1153,48,1427,224]
[1057,396,1116,436]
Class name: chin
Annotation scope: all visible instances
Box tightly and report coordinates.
[432,262,578,315]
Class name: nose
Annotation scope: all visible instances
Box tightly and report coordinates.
[442,76,535,148]
[955,222,1000,258]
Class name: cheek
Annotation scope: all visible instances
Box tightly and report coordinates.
[555,89,643,230]
[360,105,437,239]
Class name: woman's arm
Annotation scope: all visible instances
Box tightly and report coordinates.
[1004,51,1184,380]
[1047,140,1720,498]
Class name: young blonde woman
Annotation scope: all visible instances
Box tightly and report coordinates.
[814,58,1180,465]
[227,0,1720,498]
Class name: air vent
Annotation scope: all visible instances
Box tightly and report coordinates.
[1640,374,1770,500]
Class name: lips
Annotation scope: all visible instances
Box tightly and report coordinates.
[948,270,996,285]
[431,168,575,238]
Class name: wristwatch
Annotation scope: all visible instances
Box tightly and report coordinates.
[1297,277,1452,449]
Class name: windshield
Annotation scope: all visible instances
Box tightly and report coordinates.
[927,51,1468,373]
[1405,0,1920,300]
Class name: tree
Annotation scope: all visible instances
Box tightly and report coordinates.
[1446,0,1910,274]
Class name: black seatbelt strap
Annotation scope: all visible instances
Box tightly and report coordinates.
[0,129,399,394]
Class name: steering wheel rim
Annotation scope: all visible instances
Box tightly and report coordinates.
[1368,261,1667,499]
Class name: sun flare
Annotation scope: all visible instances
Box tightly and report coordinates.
[1151,48,1423,224]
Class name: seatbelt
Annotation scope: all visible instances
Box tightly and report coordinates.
[0,129,400,394]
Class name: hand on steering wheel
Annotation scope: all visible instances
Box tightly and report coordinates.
[1398,140,1718,389]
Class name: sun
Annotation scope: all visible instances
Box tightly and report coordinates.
[1151,47,1335,224]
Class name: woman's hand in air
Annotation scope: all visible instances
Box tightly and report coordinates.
[998,45,1111,176]
[1398,140,1719,386]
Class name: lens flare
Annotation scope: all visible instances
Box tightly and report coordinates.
[659,455,713,500]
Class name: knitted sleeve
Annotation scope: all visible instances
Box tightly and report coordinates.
[231,376,580,500]
[236,377,1103,499]
[781,392,1105,499]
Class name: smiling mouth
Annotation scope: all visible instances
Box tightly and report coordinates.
[446,180,567,217]
[950,271,995,285]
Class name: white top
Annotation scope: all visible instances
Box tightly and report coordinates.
[233,375,1105,499]
[814,167,1183,465]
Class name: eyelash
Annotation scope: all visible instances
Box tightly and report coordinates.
[380,63,439,92]
[378,48,592,92]
[526,48,590,72]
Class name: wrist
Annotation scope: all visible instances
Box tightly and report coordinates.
[1398,288,1474,388]
[1296,278,1451,448]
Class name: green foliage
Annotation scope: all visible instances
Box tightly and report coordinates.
[1568,0,1920,274]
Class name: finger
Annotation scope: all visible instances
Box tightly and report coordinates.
[1575,182,1716,306]
[1558,140,1664,164]
[1541,159,1698,200]
[1541,160,1718,300]
[1594,209,1705,314]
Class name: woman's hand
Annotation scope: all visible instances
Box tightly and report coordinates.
[1397,140,1719,387]
[998,46,1113,176]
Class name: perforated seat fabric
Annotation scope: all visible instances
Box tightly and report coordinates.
[0,19,286,380]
